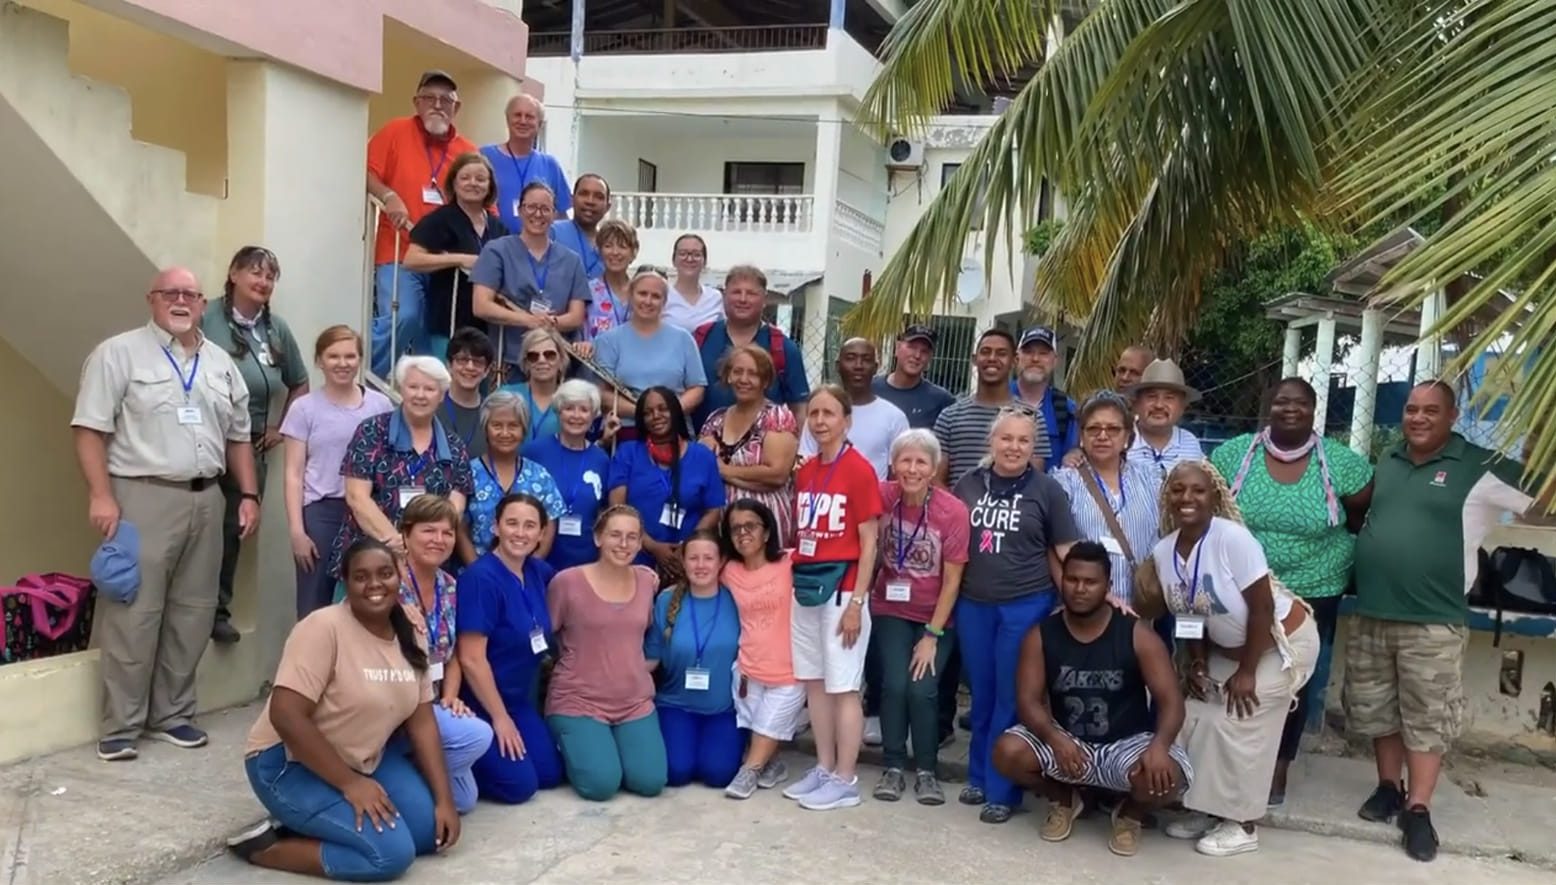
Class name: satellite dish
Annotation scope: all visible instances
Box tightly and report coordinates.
[955,259,983,304]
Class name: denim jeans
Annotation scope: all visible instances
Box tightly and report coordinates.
[296,498,348,620]
[245,743,436,882]
[957,593,1054,807]
[874,615,954,771]
[548,710,669,801]
[656,705,743,788]
[371,262,427,379]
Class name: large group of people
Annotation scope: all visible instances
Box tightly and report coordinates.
[66,72,1552,882]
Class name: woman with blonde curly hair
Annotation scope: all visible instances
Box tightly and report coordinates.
[1147,460,1318,858]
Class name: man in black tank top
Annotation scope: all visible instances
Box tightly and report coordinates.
[992,542,1193,857]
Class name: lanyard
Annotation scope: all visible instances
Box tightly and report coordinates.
[507,149,536,202]
[161,347,201,401]
[558,444,586,512]
[571,223,602,278]
[1090,466,1126,514]
[893,496,929,571]
[482,456,527,496]
[441,397,479,448]
[602,280,630,325]
[504,559,542,632]
[407,569,443,652]
[406,450,430,483]
[526,246,551,295]
[425,141,451,188]
[685,590,723,667]
[805,443,849,500]
[1172,527,1210,608]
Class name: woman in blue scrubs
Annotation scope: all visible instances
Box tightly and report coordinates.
[522,379,613,571]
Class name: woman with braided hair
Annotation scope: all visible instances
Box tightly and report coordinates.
[1148,460,1319,858]
[1210,377,1373,806]
[645,532,742,789]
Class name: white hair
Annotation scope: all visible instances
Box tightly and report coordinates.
[480,390,531,437]
[393,355,451,392]
[555,378,601,415]
[890,428,942,467]
[978,405,1039,469]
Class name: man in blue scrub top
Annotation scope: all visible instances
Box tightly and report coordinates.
[550,174,610,281]
[481,94,572,231]
[1011,326,1079,464]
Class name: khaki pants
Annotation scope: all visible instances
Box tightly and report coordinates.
[96,476,224,740]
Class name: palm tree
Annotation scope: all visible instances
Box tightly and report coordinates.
[852,0,1556,488]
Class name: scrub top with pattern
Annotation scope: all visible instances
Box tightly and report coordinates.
[466,456,566,559]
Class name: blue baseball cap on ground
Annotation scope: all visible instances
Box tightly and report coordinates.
[91,522,141,604]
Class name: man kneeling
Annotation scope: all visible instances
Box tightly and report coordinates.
[993,542,1192,856]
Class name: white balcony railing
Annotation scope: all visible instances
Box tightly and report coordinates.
[610,192,815,235]
[833,199,886,255]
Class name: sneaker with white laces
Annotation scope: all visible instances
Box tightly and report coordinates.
[862,716,883,747]
[756,758,788,789]
[799,774,862,811]
[1164,811,1216,840]
[725,767,761,800]
[782,766,832,800]
[1195,820,1259,857]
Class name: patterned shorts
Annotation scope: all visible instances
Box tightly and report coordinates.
[1342,617,1467,753]
[1003,725,1194,795]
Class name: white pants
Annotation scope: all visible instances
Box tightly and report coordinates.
[790,592,871,694]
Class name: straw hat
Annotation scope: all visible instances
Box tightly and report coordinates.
[1126,359,1202,403]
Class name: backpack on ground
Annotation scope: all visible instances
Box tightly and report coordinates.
[1475,546,1556,645]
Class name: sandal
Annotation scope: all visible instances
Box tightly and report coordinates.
[958,785,986,806]
[979,803,1015,824]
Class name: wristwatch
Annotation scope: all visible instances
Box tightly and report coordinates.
[240,492,261,503]
[851,593,867,607]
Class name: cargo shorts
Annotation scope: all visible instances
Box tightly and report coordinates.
[1342,616,1467,754]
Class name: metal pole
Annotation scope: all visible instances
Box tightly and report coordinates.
[388,233,401,377]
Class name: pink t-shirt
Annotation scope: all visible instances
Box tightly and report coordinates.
[872,483,971,625]
[721,555,796,685]
[544,565,657,723]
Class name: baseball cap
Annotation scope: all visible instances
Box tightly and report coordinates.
[417,70,458,92]
[899,324,936,346]
[1019,326,1057,350]
[91,522,142,604]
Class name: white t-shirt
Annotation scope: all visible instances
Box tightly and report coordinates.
[800,396,910,479]
[1151,516,1292,649]
[663,283,725,332]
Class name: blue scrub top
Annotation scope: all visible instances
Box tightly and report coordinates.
[606,441,726,566]
[522,435,612,571]
[644,587,740,716]
[456,552,555,714]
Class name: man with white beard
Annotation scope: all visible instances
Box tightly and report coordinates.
[72,267,260,762]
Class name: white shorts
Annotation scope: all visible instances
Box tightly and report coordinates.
[733,672,807,740]
[790,591,871,694]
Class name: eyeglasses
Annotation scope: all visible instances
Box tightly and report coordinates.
[152,288,204,303]
[728,522,764,536]
[1084,425,1126,437]
[520,204,554,215]
[674,250,705,260]
[415,94,457,108]
[525,350,560,363]
[451,355,489,368]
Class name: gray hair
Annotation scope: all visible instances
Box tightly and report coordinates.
[480,390,532,439]
[890,428,941,467]
[520,327,572,376]
[393,355,451,393]
[555,378,601,416]
[978,405,1040,469]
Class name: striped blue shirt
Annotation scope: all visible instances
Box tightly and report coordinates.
[1052,460,1163,603]
[1127,426,1205,475]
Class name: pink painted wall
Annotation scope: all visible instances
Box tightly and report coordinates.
[90,0,527,92]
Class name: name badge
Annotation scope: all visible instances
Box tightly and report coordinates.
[421,186,444,205]
[1174,616,1206,640]
[1100,536,1125,557]
[529,626,549,655]
[530,297,554,315]
[884,580,912,603]
[797,536,818,556]
[558,515,584,537]
[428,661,444,683]
[659,504,683,530]
[684,668,711,691]
[398,485,428,509]
[176,406,203,426]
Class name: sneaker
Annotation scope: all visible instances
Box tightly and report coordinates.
[979,803,1014,824]
[1164,811,1216,840]
[873,768,906,802]
[1358,780,1405,823]
[799,774,861,811]
[782,766,832,800]
[756,758,788,789]
[144,724,209,748]
[1195,820,1259,857]
[1109,806,1143,857]
[1399,805,1439,862]
[724,767,760,800]
[226,819,277,862]
[1040,792,1085,842]
[96,739,137,762]
[957,785,986,806]
[863,716,883,747]
[914,771,945,806]
[211,620,241,644]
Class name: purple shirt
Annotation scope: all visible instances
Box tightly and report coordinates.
[279,388,394,505]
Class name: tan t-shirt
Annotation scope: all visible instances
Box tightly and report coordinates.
[246,604,433,774]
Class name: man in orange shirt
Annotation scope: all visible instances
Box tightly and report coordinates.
[367,70,478,377]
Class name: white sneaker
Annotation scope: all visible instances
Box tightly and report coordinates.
[782,765,831,800]
[799,774,862,811]
[862,716,883,747]
[1195,820,1259,857]
[1164,811,1216,840]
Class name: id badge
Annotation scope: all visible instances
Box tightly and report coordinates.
[1100,536,1125,557]
[558,515,583,537]
[684,668,711,691]
[885,580,912,603]
[176,406,203,426]
[530,296,554,315]
[1174,616,1206,640]
[421,186,443,205]
[659,504,683,530]
[797,536,818,556]
[529,626,549,655]
[428,661,445,683]
[398,485,427,509]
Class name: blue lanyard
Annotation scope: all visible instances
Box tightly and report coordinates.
[507,150,536,202]
[161,347,200,401]
[805,443,849,501]
[1090,466,1126,514]
[526,246,551,295]
[684,590,723,667]
[405,451,430,483]
[571,223,602,278]
[503,559,543,634]
[1172,527,1210,608]
[407,569,443,654]
[441,397,478,448]
[893,496,929,571]
[602,280,630,325]
[558,444,586,513]
[482,456,527,496]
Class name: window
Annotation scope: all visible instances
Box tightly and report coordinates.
[724,162,805,195]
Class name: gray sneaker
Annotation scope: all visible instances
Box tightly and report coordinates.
[915,770,945,806]
[782,765,831,800]
[756,758,788,789]
[874,768,906,802]
[799,774,862,811]
[724,767,760,800]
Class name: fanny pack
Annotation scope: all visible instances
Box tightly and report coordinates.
[792,561,851,607]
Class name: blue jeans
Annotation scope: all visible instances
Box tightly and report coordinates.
[245,743,436,882]
[656,705,743,788]
[429,704,493,813]
[957,593,1054,808]
[469,700,563,804]
[548,710,669,801]
[371,262,427,378]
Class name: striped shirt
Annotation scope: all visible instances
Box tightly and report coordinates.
[933,397,1053,486]
[1052,460,1163,604]
[1127,425,1204,475]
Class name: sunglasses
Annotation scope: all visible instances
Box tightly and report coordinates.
[525,349,560,363]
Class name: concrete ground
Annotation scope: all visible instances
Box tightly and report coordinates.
[2,701,1554,885]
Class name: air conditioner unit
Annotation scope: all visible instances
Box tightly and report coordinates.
[886,137,924,170]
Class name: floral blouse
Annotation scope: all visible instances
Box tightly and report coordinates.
[699,401,798,546]
[466,456,566,559]
[399,568,458,666]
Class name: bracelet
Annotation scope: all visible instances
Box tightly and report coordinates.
[924,625,944,638]
[240,492,261,503]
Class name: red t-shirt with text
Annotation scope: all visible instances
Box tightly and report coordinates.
[793,445,884,591]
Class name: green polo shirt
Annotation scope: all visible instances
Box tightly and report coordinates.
[201,300,308,434]
[1354,434,1533,625]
